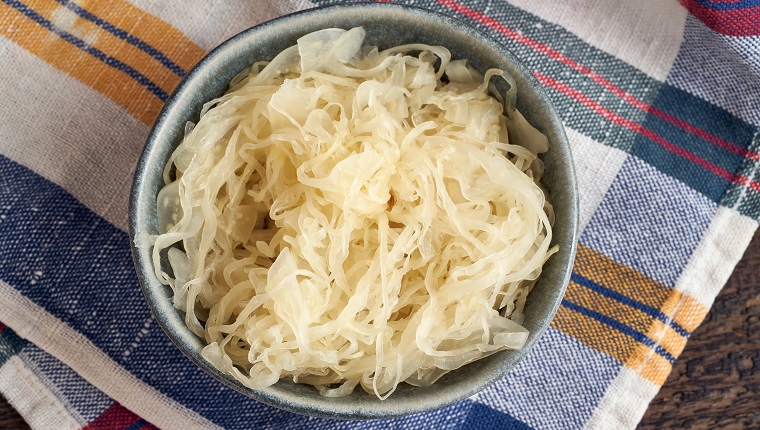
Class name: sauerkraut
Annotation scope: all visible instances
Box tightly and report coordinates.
[152,27,556,399]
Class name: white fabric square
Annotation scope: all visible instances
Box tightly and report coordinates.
[674,206,757,308]
[506,0,687,80]
[128,0,316,51]
[567,127,628,234]
[583,366,660,430]
[0,356,81,430]
[0,40,147,231]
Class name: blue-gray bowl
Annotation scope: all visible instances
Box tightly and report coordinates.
[129,2,578,420]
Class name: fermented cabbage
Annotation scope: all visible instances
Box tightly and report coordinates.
[151,27,556,399]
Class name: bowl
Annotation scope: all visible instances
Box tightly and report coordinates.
[129,2,578,420]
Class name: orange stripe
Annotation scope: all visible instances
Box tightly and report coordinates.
[0,1,193,125]
[551,305,637,363]
[24,0,179,98]
[565,280,654,335]
[553,304,675,385]
[660,293,709,333]
[558,246,711,387]
[564,280,703,351]
[75,0,206,72]
[625,343,672,386]
[574,245,709,332]
[646,320,688,359]
[574,244,709,333]
[574,244,671,308]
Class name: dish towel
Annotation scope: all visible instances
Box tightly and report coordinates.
[0,0,758,429]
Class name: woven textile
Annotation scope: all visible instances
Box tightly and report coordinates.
[0,0,758,428]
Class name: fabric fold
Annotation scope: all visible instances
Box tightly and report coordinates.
[0,0,757,429]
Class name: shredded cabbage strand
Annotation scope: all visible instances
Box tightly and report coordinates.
[152,27,556,399]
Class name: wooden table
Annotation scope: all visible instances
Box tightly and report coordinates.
[1,232,758,429]
[639,230,760,428]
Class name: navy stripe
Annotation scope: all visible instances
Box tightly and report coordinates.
[570,273,691,338]
[126,419,149,430]
[643,84,755,170]
[561,299,677,364]
[0,154,330,427]
[0,326,28,367]
[694,0,760,11]
[632,84,756,203]
[55,0,187,77]
[461,402,533,430]
[725,133,760,220]
[4,0,169,102]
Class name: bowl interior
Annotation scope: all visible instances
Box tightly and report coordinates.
[129,3,578,420]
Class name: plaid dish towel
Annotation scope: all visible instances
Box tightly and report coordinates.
[0,0,758,428]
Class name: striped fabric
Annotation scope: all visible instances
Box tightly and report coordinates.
[0,0,757,429]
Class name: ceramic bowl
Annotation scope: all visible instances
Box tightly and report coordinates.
[129,2,578,419]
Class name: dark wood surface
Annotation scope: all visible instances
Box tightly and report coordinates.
[0,397,28,430]
[639,230,760,429]
[0,232,758,429]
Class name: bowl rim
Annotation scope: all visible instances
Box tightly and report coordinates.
[129,1,579,420]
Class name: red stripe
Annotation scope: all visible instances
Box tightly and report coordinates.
[82,402,145,430]
[680,0,760,36]
[536,71,760,193]
[435,0,760,161]
[650,106,760,161]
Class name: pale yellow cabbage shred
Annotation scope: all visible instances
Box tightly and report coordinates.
[152,27,556,399]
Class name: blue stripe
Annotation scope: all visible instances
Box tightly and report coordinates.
[20,346,113,422]
[0,154,285,428]
[461,402,534,430]
[570,273,691,338]
[561,299,677,364]
[694,0,760,11]
[126,419,149,430]
[55,0,187,77]
[0,326,28,367]
[631,84,756,204]
[3,0,169,102]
